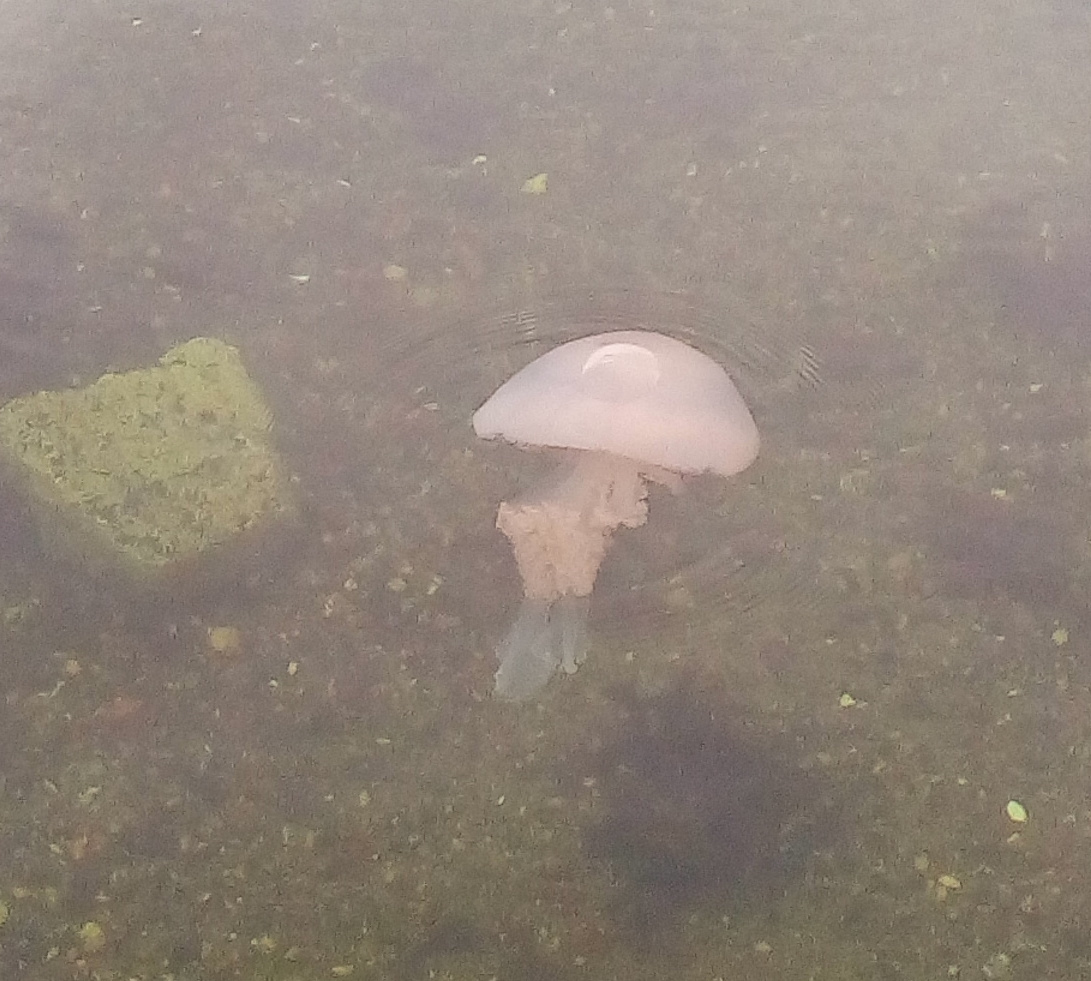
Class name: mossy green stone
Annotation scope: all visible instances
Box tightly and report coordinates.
[0,338,295,579]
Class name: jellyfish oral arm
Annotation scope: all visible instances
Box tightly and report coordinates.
[491,451,649,699]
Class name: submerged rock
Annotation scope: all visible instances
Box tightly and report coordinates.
[0,337,296,589]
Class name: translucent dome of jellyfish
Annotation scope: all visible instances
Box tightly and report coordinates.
[473,330,760,700]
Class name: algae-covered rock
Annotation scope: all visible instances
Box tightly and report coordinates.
[0,337,296,582]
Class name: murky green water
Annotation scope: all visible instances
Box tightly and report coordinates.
[2,0,1091,978]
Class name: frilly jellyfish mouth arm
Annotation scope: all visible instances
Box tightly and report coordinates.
[496,453,648,599]
[489,453,640,700]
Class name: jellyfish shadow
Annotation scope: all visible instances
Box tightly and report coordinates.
[572,678,840,940]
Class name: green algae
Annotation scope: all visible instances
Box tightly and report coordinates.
[0,337,295,578]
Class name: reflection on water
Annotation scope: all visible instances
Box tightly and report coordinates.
[2,0,1091,976]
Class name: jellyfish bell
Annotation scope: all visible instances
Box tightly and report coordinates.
[474,331,759,476]
[473,330,759,701]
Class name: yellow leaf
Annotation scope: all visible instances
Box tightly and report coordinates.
[521,173,548,194]
[78,921,106,953]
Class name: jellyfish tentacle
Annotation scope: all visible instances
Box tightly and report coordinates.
[494,597,560,700]
[493,592,593,700]
[554,593,590,675]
